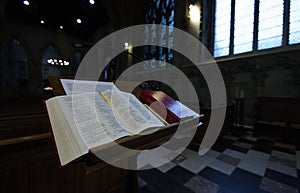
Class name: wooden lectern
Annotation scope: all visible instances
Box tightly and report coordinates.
[46,76,202,193]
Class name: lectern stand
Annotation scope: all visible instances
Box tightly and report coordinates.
[48,76,140,193]
[47,76,200,193]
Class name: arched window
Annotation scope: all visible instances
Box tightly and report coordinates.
[1,38,28,88]
[144,0,175,70]
[72,51,82,76]
[42,45,60,80]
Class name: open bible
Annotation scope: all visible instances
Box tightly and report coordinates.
[45,90,166,166]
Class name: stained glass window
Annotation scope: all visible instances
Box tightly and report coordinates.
[289,0,300,44]
[233,0,255,54]
[214,0,231,57]
[2,38,28,87]
[42,45,60,80]
[144,0,175,70]
[258,0,284,50]
[73,51,82,75]
[213,0,296,58]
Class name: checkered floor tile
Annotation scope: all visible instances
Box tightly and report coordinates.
[138,132,300,193]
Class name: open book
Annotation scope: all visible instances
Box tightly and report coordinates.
[60,78,119,94]
[45,90,165,166]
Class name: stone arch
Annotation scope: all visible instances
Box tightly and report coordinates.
[40,44,61,81]
[0,35,31,97]
[71,50,83,76]
[262,59,297,97]
[0,0,7,21]
[38,41,62,64]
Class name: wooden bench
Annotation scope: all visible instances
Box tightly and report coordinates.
[0,99,139,193]
[254,97,300,143]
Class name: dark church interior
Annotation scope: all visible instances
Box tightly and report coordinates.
[1,0,300,192]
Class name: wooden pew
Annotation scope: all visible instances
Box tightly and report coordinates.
[254,97,300,143]
[0,99,136,193]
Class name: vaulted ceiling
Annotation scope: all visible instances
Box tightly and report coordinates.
[4,0,110,38]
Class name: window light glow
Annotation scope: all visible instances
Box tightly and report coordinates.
[76,18,82,24]
[41,20,44,24]
[214,0,231,57]
[289,0,300,44]
[258,0,284,50]
[60,25,63,29]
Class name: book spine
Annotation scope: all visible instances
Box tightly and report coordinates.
[139,92,179,123]
[43,100,63,168]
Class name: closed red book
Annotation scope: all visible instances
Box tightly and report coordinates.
[139,90,198,124]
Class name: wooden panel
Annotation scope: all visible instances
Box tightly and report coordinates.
[0,169,16,193]
[256,97,300,124]
[0,138,131,193]
[254,97,300,143]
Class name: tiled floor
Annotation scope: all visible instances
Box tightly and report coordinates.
[138,132,300,193]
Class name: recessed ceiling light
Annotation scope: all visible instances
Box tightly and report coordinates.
[23,0,30,6]
[76,18,82,24]
[60,25,63,29]
[89,0,95,5]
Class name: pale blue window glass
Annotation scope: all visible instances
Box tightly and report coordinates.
[289,0,300,44]
[42,45,60,80]
[2,38,28,87]
[73,51,82,75]
[214,0,232,57]
[233,0,254,54]
[144,0,174,69]
[258,0,284,50]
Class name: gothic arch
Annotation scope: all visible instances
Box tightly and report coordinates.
[1,36,30,80]
[71,50,83,76]
[0,36,31,97]
[38,41,62,64]
[0,0,7,20]
[41,44,61,81]
[2,34,34,64]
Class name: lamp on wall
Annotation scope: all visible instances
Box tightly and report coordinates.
[187,3,201,38]
[188,4,200,22]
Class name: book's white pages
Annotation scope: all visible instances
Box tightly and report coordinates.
[46,96,89,166]
[60,79,119,95]
[101,90,165,134]
[46,91,164,166]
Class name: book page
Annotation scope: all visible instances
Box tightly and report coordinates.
[46,97,89,166]
[57,93,130,149]
[176,101,200,119]
[102,90,164,134]
[60,79,119,95]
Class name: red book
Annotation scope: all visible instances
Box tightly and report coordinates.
[139,90,198,124]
